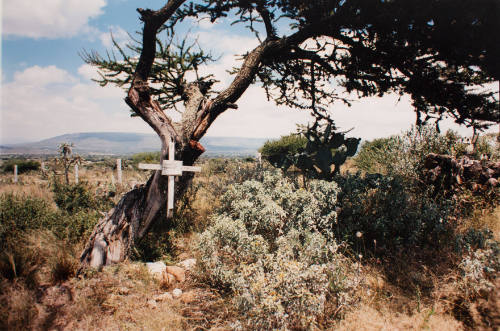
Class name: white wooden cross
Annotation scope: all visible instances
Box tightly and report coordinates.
[138,141,201,218]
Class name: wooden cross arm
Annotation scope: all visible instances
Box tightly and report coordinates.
[138,162,201,175]
[181,165,201,172]
[138,163,162,170]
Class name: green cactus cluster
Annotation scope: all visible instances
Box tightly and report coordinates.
[262,122,361,180]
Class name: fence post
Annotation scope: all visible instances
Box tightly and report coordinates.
[116,159,122,184]
[75,164,79,184]
[256,152,262,167]
[14,165,18,183]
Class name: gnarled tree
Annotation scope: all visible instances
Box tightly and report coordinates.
[79,0,499,269]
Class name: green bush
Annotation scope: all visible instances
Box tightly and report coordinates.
[259,134,307,169]
[52,181,112,214]
[197,171,359,329]
[334,174,454,254]
[1,180,109,252]
[0,193,102,248]
[0,195,84,284]
[1,159,40,174]
[0,194,58,251]
[355,126,457,178]
[354,137,396,174]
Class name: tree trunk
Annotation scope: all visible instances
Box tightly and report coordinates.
[79,140,199,270]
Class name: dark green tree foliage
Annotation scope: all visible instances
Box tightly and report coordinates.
[260,134,307,169]
[82,33,217,116]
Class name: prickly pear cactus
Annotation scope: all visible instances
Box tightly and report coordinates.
[296,122,360,179]
[264,121,360,180]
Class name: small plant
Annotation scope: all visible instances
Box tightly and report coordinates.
[458,244,499,298]
[53,143,81,184]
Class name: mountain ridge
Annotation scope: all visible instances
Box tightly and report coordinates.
[0,132,269,156]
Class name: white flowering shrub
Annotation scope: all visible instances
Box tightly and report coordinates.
[197,171,357,329]
[458,244,500,297]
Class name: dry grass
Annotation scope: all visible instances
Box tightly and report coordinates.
[1,260,187,330]
[0,173,55,207]
[468,206,500,241]
[335,304,463,331]
[64,263,185,330]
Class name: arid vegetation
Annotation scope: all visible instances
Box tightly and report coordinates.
[0,127,498,330]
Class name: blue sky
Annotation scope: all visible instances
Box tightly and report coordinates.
[1,0,495,144]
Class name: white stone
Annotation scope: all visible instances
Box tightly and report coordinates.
[178,258,196,271]
[172,288,182,298]
[146,261,167,279]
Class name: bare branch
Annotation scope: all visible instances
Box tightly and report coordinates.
[125,0,186,144]
[256,3,275,39]
[134,0,187,83]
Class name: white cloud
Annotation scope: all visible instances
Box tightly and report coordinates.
[1,65,151,144]
[13,65,76,86]
[99,25,130,48]
[206,86,314,138]
[77,64,101,81]
[196,30,258,56]
[2,0,106,39]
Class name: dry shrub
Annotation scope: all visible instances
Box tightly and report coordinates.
[1,230,78,286]
[0,282,38,331]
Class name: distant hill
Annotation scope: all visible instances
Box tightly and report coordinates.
[0,132,269,157]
